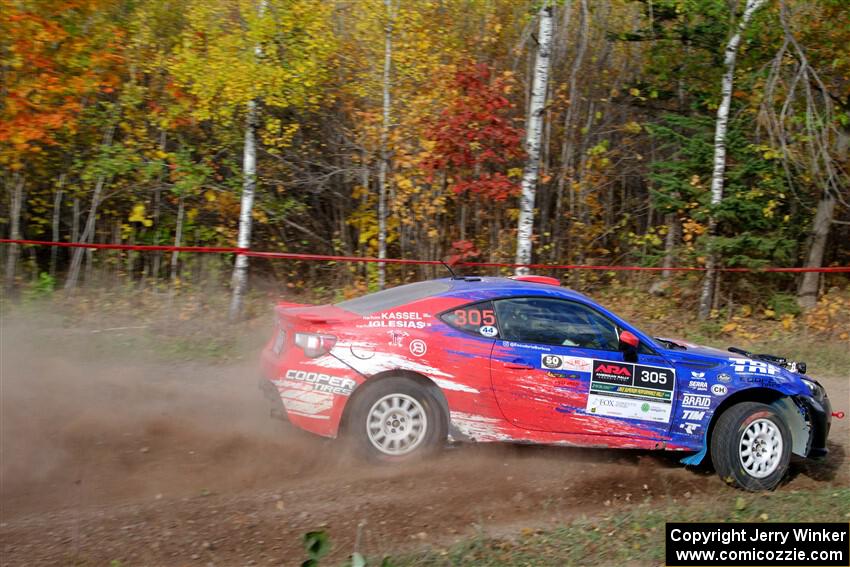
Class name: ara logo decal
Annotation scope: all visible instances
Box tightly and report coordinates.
[682,410,706,420]
[680,422,701,435]
[597,364,631,376]
[409,339,427,356]
[711,383,728,396]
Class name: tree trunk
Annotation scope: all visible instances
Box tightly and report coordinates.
[228,0,266,320]
[170,194,185,293]
[798,126,847,308]
[515,2,553,275]
[698,0,766,320]
[228,99,259,320]
[4,174,24,294]
[65,176,105,291]
[50,175,65,279]
[377,0,394,289]
[797,190,836,309]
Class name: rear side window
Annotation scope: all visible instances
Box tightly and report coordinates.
[494,297,620,350]
[441,301,499,338]
[336,280,451,316]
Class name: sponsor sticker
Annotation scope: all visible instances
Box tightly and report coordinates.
[682,409,706,420]
[586,359,676,423]
[679,422,701,435]
[690,371,705,379]
[283,369,356,396]
[479,325,498,338]
[688,380,708,391]
[711,383,728,396]
[716,372,732,383]
[682,394,712,408]
[542,354,592,372]
[729,357,779,376]
[585,393,672,423]
[409,339,427,356]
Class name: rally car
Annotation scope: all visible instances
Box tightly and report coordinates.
[260,275,835,491]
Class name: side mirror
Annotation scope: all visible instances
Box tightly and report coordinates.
[619,330,639,350]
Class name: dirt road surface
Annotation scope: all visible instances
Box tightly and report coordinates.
[1,314,847,566]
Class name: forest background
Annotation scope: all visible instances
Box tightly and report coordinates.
[1,0,848,326]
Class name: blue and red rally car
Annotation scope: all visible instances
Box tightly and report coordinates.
[260,275,834,490]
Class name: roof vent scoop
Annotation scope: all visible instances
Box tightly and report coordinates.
[509,275,561,286]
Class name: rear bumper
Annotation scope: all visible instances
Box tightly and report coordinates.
[259,376,289,422]
[797,393,831,459]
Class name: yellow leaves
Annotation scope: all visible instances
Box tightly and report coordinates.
[128,204,153,227]
[763,308,776,319]
[507,167,523,179]
[204,190,217,202]
[781,314,795,331]
[722,322,738,333]
[740,304,753,317]
[622,121,642,134]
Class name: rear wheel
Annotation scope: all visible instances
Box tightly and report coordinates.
[710,402,791,491]
[349,377,446,462]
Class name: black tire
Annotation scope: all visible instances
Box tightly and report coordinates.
[347,377,446,463]
[710,402,792,491]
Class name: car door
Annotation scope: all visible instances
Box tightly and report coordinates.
[489,296,676,437]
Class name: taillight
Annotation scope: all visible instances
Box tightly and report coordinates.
[294,332,337,358]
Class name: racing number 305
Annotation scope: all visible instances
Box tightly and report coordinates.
[640,370,667,385]
[454,309,495,327]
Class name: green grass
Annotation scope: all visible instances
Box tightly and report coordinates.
[389,488,850,567]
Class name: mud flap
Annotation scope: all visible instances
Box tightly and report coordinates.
[771,397,809,457]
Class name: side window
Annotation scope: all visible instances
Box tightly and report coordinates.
[440,301,499,339]
[494,297,620,351]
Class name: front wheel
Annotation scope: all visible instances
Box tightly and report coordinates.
[348,377,446,463]
[710,401,792,491]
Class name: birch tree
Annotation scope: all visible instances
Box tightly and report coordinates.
[698,0,766,320]
[515,2,553,275]
[171,0,334,318]
[376,0,394,290]
[229,3,264,320]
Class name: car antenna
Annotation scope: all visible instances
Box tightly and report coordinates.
[441,260,460,280]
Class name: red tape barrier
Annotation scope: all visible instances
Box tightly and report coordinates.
[2,239,849,273]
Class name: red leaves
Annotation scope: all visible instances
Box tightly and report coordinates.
[446,239,481,265]
[423,62,524,201]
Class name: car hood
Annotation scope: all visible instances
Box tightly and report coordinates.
[655,336,812,392]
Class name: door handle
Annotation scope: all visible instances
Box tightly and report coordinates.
[505,359,534,370]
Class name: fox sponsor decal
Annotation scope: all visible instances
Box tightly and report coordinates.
[585,393,672,424]
[283,369,357,396]
[541,354,592,372]
[681,394,711,408]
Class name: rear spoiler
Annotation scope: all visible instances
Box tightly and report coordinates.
[275,301,353,325]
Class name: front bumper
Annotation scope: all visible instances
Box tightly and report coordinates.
[797,393,831,459]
